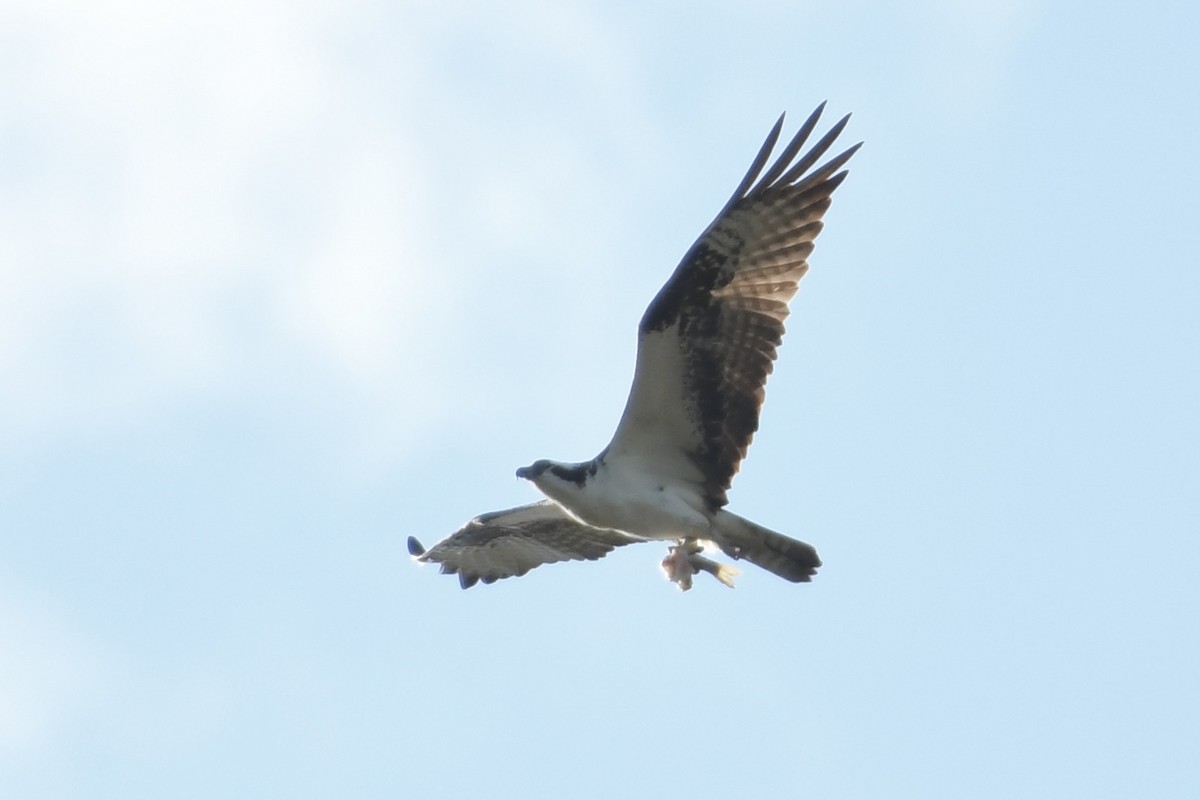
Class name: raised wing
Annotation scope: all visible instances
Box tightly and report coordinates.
[606,104,860,508]
[407,501,639,588]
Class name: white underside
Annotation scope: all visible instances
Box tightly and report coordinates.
[532,460,714,543]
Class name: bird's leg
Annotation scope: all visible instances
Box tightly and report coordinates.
[661,538,739,590]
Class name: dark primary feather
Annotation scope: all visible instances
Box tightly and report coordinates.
[620,104,860,508]
[409,501,638,589]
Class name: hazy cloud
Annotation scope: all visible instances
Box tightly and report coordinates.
[0,0,655,463]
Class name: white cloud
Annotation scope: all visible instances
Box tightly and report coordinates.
[0,0,449,449]
[0,0,658,462]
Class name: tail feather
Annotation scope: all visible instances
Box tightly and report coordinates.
[713,511,821,583]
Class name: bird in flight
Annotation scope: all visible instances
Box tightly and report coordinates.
[409,103,860,590]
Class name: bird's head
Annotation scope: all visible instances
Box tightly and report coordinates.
[516,459,591,501]
[515,459,553,481]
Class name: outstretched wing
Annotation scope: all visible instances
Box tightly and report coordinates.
[606,103,860,508]
[407,501,639,589]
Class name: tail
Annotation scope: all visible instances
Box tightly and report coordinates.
[712,511,821,583]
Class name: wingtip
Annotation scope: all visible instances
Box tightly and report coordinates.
[802,102,827,131]
[766,112,786,145]
[407,536,426,557]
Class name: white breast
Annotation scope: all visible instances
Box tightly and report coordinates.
[554,461,714,542]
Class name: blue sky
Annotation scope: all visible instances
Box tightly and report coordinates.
[3,1,1199,798]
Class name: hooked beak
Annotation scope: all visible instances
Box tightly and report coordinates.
[515,465,532,480]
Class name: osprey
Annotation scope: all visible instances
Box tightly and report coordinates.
[409,103,860,590]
